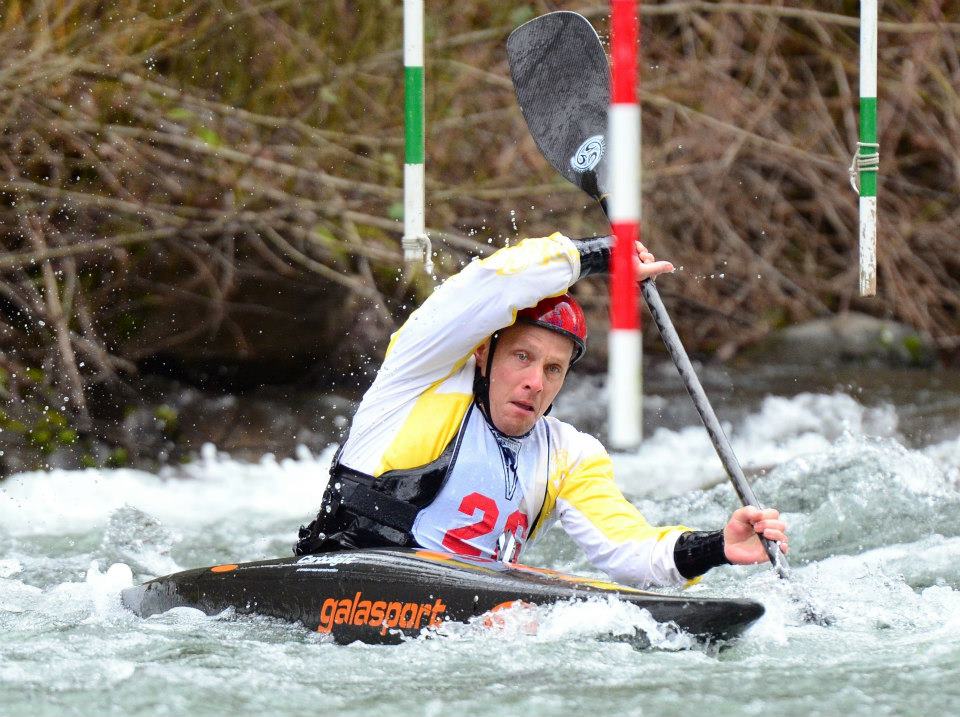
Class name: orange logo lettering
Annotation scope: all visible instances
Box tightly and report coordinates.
[317,593,447,636]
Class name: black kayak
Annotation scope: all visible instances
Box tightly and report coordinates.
[121,548,764,645]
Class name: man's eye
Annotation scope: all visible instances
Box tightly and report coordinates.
[516,351,528,361]
[547,365,563,375]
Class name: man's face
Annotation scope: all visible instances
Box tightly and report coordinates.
[474,323,574,436]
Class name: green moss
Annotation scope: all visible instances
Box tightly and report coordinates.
[166,107,194,122]
[195,126,223,148]
[106,447,129,468]
[25,410,75,454]
[29,428,53,450]
[764,307,790,330]
[902,334,924,365]
[312,226,350,264]
[919,200,946,221]
[154,404,178,434]
[0,410,28,434]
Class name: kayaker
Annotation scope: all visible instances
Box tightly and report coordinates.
[294,233,789,587]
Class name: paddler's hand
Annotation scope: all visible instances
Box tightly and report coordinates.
[723,506,789,565]
[633,241,674,281]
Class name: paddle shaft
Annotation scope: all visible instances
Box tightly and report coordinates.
[640,278,789,578]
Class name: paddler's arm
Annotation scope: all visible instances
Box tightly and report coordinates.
[373,233,610,390]
[547,446,788,585]
[540,434,692,588]
[542,432,777,586]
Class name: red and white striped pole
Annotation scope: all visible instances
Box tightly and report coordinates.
[608,0,642,448]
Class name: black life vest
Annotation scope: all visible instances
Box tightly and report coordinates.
[293,405,472,555]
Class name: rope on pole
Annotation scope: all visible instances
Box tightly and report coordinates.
[856,0,878,297]
[608,0,642,448]
[403,0,432,273]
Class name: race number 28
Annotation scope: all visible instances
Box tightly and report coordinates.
[441,492,528,557]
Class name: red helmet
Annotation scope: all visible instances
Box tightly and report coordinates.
[516,293,587,364]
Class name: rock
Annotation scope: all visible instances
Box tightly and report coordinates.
[743,312,937,368]
[113,380,357,465]
[120,269,394,391]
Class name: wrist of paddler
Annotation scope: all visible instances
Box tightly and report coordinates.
[571,235,674,281]
[571,235,613,278]
[673,530,730,580]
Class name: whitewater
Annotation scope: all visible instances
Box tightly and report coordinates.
[2,377,960,716]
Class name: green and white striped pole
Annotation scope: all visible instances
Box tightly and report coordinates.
[856,0,878,296]
[403,0,432,272]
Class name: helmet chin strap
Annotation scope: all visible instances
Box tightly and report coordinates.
[473,332,499,423]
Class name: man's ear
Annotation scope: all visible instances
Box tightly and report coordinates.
[474,339,490,376]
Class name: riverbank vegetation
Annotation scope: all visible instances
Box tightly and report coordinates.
[1,0,959,472]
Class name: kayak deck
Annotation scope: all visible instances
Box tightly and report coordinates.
[121,548,763,644]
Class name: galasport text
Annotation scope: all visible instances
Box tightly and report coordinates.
[317,592,447,636]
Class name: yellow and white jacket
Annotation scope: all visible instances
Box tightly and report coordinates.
[339,233,689,588]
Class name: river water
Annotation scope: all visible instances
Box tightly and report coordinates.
[2,365,960,716]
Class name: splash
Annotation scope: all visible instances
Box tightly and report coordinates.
[429,596,697,651]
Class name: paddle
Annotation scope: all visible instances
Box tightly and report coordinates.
[507,11,789,579]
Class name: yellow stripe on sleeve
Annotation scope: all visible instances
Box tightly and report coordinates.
[543,451,688,544]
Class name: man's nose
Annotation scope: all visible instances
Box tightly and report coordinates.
[522,364,544,392]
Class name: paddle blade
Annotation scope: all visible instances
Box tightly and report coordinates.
[507,11,612,205]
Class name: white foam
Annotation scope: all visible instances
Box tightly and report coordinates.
[533,596,695,649]
[741,392,897,444]
[83,561,135,621]
[429,596,696,650]
[0,443,337,537]
[0,577,43,613]
[613,392,897,496]
[923,436,960,489]
[790,536,960,633]
[0,558,22,578]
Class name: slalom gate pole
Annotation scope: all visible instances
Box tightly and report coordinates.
[607,0,642,448]
[403,0,432,272]
[856,0,878,296]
